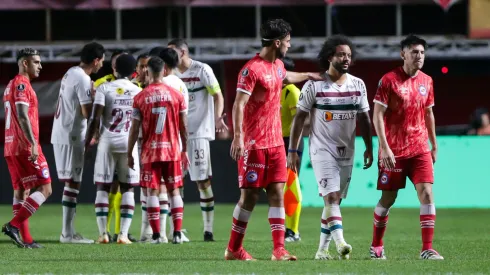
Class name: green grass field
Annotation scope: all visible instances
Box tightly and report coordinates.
[1,204,489,274]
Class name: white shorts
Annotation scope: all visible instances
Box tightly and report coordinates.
[312,159,353,198]
[187,138,212,181]
[53,144,84,183]
[94,142,140,186]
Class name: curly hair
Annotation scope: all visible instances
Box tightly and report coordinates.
[317,35,356,71]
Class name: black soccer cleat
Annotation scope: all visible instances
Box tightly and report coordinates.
[2,223,25,248]
[128,233,137,243]
[204,231,215,242]
[25,241,44,249]
[112,233,118,243]
[172,231,182,244]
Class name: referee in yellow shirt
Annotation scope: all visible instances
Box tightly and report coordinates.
[281,57,304,242]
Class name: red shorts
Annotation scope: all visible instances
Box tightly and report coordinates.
[377,152,434,191]
[141,161,183,190]
[5,154,51,190]
[238,146,287,189]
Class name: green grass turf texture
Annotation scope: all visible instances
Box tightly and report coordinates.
[0,204,489,274]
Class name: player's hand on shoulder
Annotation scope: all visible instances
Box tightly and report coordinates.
[230,137,244,161]
[308,72,327,82]
[363,149,373,170]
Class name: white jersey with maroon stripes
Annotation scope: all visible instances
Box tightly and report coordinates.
[174,59,221,140]
[297,74,369,166]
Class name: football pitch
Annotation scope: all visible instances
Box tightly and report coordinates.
[1,204,489,274]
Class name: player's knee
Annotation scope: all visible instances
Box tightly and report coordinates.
[417,184,433,204]
[380,191,397,208]
[324,192,341,204]
[197,179,210,189]
[168,187,181,197]
[66,181,80,190]
[39,184,52,198]
[119,183,134,193]
[239,190,259,210]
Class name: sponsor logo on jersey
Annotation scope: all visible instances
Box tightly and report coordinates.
[337,146,346,157]
[277,68,284,79]
[189,94,195,101]
[42,168,50,179]
[323,111,356,122]
[17,83,25,91]
[246,170,258,183]
[418,84,427,96]
[322,82,330,90]
[380,173,389,184]
[116,88,125,95]
[319,178,328,188]
[299,93,304,101]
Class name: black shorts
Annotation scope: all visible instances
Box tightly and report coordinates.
[283,136,305,175]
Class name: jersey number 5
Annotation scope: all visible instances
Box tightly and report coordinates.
[152,107,168,134]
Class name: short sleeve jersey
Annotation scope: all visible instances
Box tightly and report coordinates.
[94,79,142,152]
[175,60,220,140]
[280,84,301,137]
[236,54,287,150]
[51,66,93,145]
[3,75,40,156]
[373,67,434,159]
[297,74,369,164]
[132,83,187,164]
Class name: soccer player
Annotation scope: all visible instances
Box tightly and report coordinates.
[51,42,105,244]
[168,39,228,242]
[132,53,150,88]
[85,54,141,244]
[128,56,189,244]
[287,35,373,260]
[2,48,52,248]
[280,57,304,243]
[226,19,323,261]
[370,35,443,260]
[139,48,190,243]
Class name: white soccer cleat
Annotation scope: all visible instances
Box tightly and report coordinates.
[370,246,387,260]
[60,233,95,244]
[96,233,110,244]
[420,249,444,260]
[336,242,352,258]
[140,233,152,243]
[315,249,334,260]
[150,237,166,244]
[117,234,132,244]
[170,229,190,242]
[339,254,350,260]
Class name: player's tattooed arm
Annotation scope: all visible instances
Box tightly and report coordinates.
[425,107,437,163]
[230,92,250,161]
[16,104,38,161]
[358,111,373,169]
[287,108,308,173]
[84,104,104,150]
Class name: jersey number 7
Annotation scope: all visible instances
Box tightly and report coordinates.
[152,107,168,134]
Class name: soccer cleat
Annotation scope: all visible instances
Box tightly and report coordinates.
[420,249,444,260]
[25,241,44,249]
[336,242,352,258]
[172,231,183,244]
[285,229,301,242]
[112,233,118,243]
[271,247,297,261]
[150,237,166,244]
[128,233,137,243]
[71,233,95,244]
[140,233,153,243]
[224,248,256,261]
[315,249,334,260]
[370,246,387,260]
[168,228,190,242]
[339,254,350,260]
[2,223,25,248]
[204,231,215,242]
[117,234,132,244]
[96,233,110,244]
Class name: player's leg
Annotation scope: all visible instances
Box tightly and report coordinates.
[265,146,296,261]
[116,151,139,244]
[224,149,263,261]
[189,139,215,241]
[108,180,122,242]
[93,146,116,244]
[370,159,406,259]
[141,163,163,243]
[139,187,152,242]
[409,153,443,260]
[158,183,169,243]
[161,161,184,244]
[3,154,52,248]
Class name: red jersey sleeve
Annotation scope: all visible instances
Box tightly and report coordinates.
[13,80,31,106]
[236,66,257,95]
[373,76,391,108]
[179,93,187,113]
[426,78,435,108]
[132,94,142,121]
